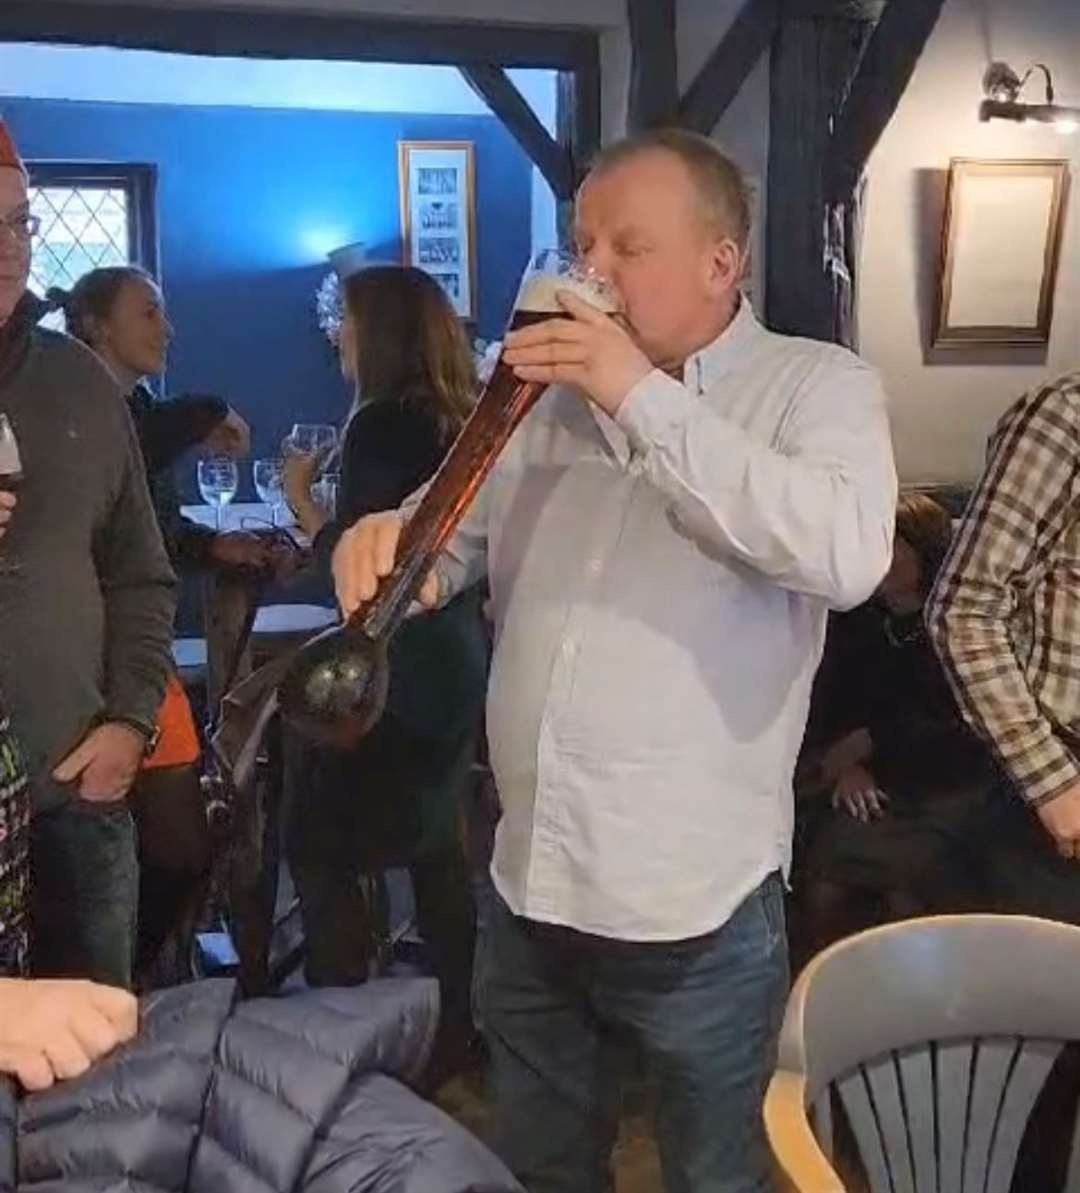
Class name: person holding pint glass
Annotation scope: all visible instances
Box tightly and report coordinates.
[330,130,897,1192]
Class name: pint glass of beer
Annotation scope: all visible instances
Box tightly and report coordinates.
[487,248,617,406]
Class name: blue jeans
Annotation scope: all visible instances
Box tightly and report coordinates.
[478,873,789,1193]
[31,800,138,987]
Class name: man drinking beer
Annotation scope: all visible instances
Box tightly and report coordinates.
[333,129,897,1193]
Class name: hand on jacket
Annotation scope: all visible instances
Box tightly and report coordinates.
[52,722,145,802]
[203,407,250,459]
[0,489,14,540]
[0,978,137,1091]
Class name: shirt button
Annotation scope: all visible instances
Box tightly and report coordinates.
[562,639,576,658]
[586,558,602,577]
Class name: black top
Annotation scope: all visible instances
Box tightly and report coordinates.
[810,602,997,802]
[128,383,228,569]
[313,398,446,569]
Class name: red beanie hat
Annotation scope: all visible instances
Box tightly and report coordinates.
[0,121,26,175]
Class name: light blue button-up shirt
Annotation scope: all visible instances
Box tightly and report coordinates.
[421,301,897,941]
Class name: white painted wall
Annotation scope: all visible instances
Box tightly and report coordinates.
[860,0,1080,484]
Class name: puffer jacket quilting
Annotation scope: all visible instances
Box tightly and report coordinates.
[4,978,518,1193]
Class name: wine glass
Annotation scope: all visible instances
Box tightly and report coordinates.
[285,423,338,474]
[197,457,239,531]
[252,457,286,527]
[0,414,23,577]
[311,471,338,520]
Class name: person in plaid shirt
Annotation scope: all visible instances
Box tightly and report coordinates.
[928,371,1080,910]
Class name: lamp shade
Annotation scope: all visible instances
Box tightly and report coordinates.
[328,241,368,279]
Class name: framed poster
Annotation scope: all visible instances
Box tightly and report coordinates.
[934,158,1069,347]
[398,140,477,320]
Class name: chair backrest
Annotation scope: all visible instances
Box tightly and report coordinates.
[768,915,1080,1193]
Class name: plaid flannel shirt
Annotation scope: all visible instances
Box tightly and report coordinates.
[927,371,1080,805]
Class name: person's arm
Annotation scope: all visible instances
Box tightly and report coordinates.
[613,355,896,610]
[137,394,229,471]
[330,447,491,617]
[926,383,1080,806]
[0,979,137,1091]
[316,406,478,593]
[97,410,178,736]
[503,293,896,611]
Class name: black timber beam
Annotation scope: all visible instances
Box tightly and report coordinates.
[678,0,780,135]
[626,0,679,131]
[0,1,598,70]
[827,0,948,199]
[460,65,575,200]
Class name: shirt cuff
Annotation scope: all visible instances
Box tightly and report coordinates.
[613,369,697,458]
[1008,747,1080,806]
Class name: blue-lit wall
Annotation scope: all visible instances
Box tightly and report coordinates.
[3,98,533,476]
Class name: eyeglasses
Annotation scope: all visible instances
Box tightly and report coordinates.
[0,212,40,245]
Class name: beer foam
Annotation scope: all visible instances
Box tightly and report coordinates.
[517,271,618,315]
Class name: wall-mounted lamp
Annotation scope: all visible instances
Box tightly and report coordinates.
[980,61,1080,134]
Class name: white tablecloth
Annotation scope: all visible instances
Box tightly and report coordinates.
[181,502,296,532]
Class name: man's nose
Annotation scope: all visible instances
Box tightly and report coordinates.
[580,245,613,278]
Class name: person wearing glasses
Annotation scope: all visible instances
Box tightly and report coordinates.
[0,118,175,988]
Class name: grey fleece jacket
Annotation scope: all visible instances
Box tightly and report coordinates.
[0,299,177,810]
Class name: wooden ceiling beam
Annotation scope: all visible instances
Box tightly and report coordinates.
[827,0,948,199]
[459,65,575,201]
[678,0,780,136]
[626,0,680,131]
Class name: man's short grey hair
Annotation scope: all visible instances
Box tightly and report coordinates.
[588,128,751,251]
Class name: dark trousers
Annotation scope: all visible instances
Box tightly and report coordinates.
[479,874,789,1193]
[283,724,477,1045]
[130,764,212,987]
[31,800,138,987]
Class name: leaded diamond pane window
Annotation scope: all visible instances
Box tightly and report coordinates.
[28,185,132,296]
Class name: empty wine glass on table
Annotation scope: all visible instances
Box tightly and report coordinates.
[252,457,286,527]
[0,414,23,577]
[197,457,239,531]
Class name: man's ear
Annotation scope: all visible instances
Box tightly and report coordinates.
[706,237,744,298]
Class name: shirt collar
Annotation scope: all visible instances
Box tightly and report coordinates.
[683,295,760,395]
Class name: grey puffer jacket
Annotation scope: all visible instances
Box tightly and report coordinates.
[0,978,518,1193]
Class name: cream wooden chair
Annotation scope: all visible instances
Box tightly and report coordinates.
[765,915,1080,1193]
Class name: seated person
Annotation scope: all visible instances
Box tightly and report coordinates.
[797,494,999,960]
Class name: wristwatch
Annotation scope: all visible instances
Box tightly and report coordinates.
[111,716,162,757]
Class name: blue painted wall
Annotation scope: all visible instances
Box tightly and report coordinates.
[3,98,533,487]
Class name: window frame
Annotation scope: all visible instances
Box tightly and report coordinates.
[24,161,159,283]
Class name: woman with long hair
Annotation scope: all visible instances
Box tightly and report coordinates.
[284,266,487,1079]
